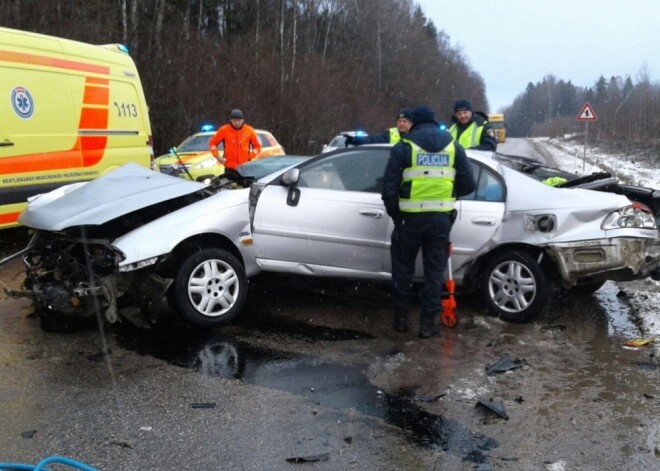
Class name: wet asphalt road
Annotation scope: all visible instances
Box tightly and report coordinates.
[2,251,659,470]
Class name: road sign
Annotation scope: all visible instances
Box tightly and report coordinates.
[577,102,598,121]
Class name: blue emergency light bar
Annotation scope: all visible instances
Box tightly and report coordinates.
[200,124,216,132]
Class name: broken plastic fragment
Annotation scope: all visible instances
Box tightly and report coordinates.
[622,337,656,348]
[476,398,509,420]
[634,361,657,371]
[286,452,330,463]
[414,394,446,402]
[486,355,527,375]
[190,402,216,409]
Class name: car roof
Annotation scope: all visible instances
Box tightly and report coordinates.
[323,143,501,171]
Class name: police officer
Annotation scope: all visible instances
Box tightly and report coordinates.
[448,100,497,151]
[345,108,414,146]
[382,105,476,338]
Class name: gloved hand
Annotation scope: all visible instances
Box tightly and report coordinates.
[343,134,355,146]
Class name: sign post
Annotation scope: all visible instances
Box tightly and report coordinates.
[576,102,598,172]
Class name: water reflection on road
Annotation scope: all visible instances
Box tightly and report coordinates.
[115,319,497,463]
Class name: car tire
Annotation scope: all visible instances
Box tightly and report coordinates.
[480,250,551,323]
[172,248,247,328]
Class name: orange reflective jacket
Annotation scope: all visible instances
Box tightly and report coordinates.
[209,123,262,170]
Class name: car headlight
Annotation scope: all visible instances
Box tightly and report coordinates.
[193,157,218,170]
[118,256,159,272]
[601,203,656,230]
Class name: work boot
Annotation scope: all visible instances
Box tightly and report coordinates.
[419,314,440,339]
[392,312,408,333]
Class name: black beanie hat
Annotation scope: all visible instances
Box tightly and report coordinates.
[411,105,436,125]
[230,109,244,119]
[453,100,472,112]
[397,108,414,121]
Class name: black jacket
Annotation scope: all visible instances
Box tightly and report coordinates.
[354,128,400,145]
[449,111,497,151]
[381,122,476,223]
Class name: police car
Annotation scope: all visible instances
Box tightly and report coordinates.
[322,131,368,153]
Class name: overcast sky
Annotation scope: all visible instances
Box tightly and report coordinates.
[416,0,660,112]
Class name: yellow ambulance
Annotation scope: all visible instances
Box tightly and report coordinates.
[0,27,153,229]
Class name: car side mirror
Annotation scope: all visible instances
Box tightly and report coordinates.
[281,168,300,186]
[281,169,301,207]
[322,144,328,151]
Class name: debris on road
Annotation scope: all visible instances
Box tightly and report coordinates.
[485,355,527,375]
[633,361,657,371]
[414,394,446,402]
[622,337,656,348]
[285,452,330,463]
[190,402,216,409]
[476,398,509,420]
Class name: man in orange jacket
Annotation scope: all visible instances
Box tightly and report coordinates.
[209,109,261,180]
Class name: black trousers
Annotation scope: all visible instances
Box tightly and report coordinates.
[223,168,242,182]
[390,214,451,319]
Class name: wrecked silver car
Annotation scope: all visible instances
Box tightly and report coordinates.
[2,148,659,329]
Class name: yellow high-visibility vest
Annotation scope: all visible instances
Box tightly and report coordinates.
[449,121,485,148]
[399,139,456,213]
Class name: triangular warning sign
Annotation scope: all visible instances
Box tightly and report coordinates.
[576,102,598,121]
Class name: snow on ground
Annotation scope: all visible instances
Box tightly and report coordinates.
[532,137,660,344]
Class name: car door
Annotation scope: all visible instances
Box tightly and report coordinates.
[450,160,506,274]
[379,159,506,279]
[252,148,393,278]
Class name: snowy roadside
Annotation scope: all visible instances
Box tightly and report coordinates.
[532,137,660,344]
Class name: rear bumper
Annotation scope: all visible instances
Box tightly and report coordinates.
[548,237,660,285]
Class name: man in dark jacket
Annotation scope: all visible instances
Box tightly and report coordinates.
[448,100,497,151]
[345,108,414,146]
[382,105,476,338]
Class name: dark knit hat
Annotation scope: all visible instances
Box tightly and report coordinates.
[397,108,414,121]
[411,105,436,125]
[230,109,244,119]
[453,100,472,112]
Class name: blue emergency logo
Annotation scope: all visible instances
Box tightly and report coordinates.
[11,86,34,118]
[417,152,449,167]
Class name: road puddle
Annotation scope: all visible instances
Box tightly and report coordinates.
[595,281,643,338]
[115,324,497,462]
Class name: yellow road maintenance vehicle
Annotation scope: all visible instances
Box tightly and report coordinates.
[487,113,506,143]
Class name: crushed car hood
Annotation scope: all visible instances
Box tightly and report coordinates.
[19,163,206,231]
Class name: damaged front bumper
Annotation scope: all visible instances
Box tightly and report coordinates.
[547,236,660,285]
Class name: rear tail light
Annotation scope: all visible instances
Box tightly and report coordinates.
[601,204,656,230]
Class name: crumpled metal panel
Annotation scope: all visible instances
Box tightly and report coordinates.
[469,166,660,285]
[19,163,206,231]
[547,237,660,284]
